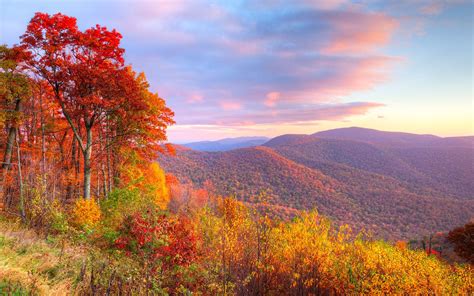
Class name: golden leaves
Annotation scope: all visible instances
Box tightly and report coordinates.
[70,198,101,228]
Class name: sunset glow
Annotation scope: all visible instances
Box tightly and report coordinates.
[1,0,472,142]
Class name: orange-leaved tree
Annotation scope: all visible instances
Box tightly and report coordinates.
[20,13,174,199]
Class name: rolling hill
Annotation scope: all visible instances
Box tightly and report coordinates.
[313,127,474,149]
[311,127,474,198]
[160,128,474,240]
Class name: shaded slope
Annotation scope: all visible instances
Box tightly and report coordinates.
[391,146,474,198]
[309,127,474,198]
[264,136,430,187]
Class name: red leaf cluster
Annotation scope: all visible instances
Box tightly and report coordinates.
[115,210,198,271]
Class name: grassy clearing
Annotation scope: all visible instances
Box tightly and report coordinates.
[0,216,87,295]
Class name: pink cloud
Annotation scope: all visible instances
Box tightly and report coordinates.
[317,56,397,96]
[105,1,408,127]
[220,101,242,110]
[188,94,204,103]
[266,56,398,105]
[116,2,401,115]
[420,2,444,15]
[132,1,225,20]
[322,12,398,54]
[257,0,347,10]
[265,92,280,107]
[219,38,263,55]
[180,102,384,126]
[305,0,348,10]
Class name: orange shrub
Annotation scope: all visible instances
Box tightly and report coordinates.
[395,240,408,251]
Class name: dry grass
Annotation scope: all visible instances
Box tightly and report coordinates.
[0,216,87,295]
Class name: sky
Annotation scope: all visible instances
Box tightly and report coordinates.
[1,0,472,143]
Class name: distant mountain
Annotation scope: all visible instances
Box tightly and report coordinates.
[266,130,474,199]
[310,127,474,197]
[313,127,474,148]
[160,127,474,240]
[183,136,270,152]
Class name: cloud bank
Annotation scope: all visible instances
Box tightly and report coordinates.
[107,0,398,127]
[3,0,465,140]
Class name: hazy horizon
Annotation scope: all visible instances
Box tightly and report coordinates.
[174,126,474,144]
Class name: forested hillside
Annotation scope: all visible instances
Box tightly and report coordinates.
[312,127,474,198]
[161,129,474,239]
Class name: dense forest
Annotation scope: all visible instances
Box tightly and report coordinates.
[0,12,473,295]
[161,132,474,240]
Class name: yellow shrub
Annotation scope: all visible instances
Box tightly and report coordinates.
[122,162,170,209]
[71,198,101,228]
[196,206,474,295]
[143,163,170,209]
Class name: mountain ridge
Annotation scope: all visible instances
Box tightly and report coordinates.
[183,136,270,151]
[312,127,474,148]
[161,127,474,239]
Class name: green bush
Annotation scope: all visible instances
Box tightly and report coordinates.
[0,280,30,295]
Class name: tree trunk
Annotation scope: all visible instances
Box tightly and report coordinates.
[101,163,107,198]
[16,130,26,222]
[2,123,16,169]
[106,147,112,193]
[106,119,113,193]
[83,127,93,199]
[1,99,21,199]
[39,90,46,182]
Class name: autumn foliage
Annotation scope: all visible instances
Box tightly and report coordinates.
[115,211,197,268]
[121,162,170,209]
[189,198,473,295]
[70,198,101,228]
[0,12,473,295]
[448,222,474,264]
[12,12,174,202]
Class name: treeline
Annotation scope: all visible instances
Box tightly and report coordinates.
[1,12,174,218]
